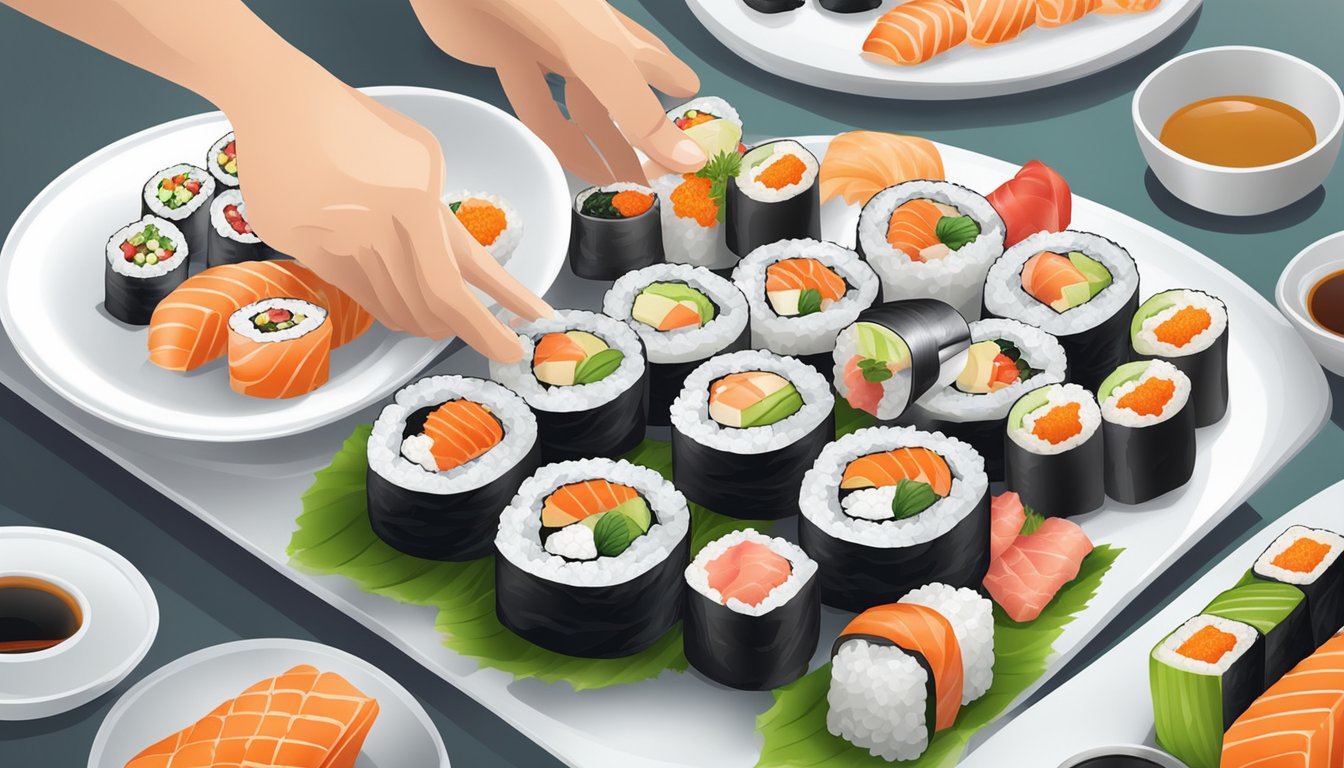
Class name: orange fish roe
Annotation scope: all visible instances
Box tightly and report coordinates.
[455,200,507,246]
[758,154,806,190]
[1116,377,1176,416]
[671,174,719,227]
[1176,625,1238,664]
[1154,306,1212,347]
[1031,402,1083,444]
[1272,537,1333,573]
[612,190,654,218]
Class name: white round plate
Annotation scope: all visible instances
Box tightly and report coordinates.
[88,638,450,768]
[0,86,568,442]
[686,0,1203,100]
[0,526,158,721]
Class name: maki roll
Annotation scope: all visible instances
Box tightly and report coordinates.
[832,300,972,423]
[856,181,1007,319]
[983,230,1140,391]
[671,350,833,519]
[668,97,745,161]
[726,140,821,258]
[366,375,540,561]
[104,215,190,326]
[741,0,804,11]
[732,239,881,381]
[683,529,820,690]
[226,298,330,399]
[911,318,1068,479]
[818,0,882,11]
[1203,581,1313,687]
[1004,383,1105,519]
[1131,289,1229,427]
[1150,615,1264,768]
[494,458,691,658]
[1099,360,1196,504]
[799,426,990,611]
[603,264,750,426]
[208,189,279,268]
[898,583,995,704]
[1250,526,1344,646]
[490,310,647,462]
[207,131,239,189]
[141,163,215,268]
[568,183,663,280]
[445,191,522,265]
[653,97,745,272]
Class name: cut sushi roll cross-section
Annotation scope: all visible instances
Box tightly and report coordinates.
[955,337,1040,394]
[1202,581,1313,686]
[1099,360,1196,504]
[207,189,279,268]
[708,370,803,429]
[671,101,746,159]
[117,220,180,269]
[399,399,503,474]
[569,182,664,280]
[842,320,914,405]
[631,281,716,332]
[1004,383,1105,519]
[532,330,625,388]
[1021,250,1113,313]
[653,97,744,271]
[152,169,206,211]
[726,140,822,258]
[539,478,655,561]
[884,197,982,263]
[1250,525,1344,645]
[839,446,953,522]
[765,257,848,317]
[445,190,521,265]
[104,215,191,326]
[207,130,239,188]
[226,297,331,400]
[1131,288,1230,427]
[579,187,655,219]
[142,162,216,269]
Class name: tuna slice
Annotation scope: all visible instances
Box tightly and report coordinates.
[990,491,1027,561]
[707,541,792,607]
[986,160,1072,247]
[983,516,1094,622]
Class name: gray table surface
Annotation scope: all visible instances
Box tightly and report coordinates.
[2,0,1343,766]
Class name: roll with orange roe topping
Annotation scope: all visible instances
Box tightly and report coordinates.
[1098,359,1195,504]
[1004,382,1104,519]
[726,140,821,259]
[569,183,665,280]
[1251,525,1344,646]
[445,190,522,265]
[1131,288,1229,427]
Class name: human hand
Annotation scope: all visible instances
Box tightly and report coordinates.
[411,0,707,184]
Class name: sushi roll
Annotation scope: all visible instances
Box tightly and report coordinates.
[141,163,215,269]
[798,426,990,611]
[1203,581,1313,687]
[445,190,522,265]
[983,230,1140,391]
[226,298,330,399]
[494,458,691,658]
[207,131,239,189]
[1003,383,1105,519]
[1098,360,1196,504]
[911,318,1068,480]
[603,264,750,427]
[366,375,540,561]
[856,181,1007,319]
[670,350,834,520]
[726,140,821,258]
[1150,615,1265,768]
[1131,289,1229,427]
[683,529,820,690]
[104,215,191,326]
[818,0,881,11]
[1250,526,1344,646]
[652,98,745,272]
[490,309,648,462]
[833,299,972,423]
[208,189,279,268]
[569,183,664,280]
[898,583,994,704]
[732,239,881,381]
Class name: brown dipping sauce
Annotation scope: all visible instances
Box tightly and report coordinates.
[1309,270,1344,338]
[1160,95,1317,168]
[0,576,83,654]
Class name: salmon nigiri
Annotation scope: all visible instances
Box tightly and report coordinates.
[1220,634,1344,768]
[842,447,954,496]
[819,131,945,206]
[1036,0,1099,26]
[835,603,965,731]
[1094,0,1160,13]
[862,0,969,67]
[962,0,1038,47]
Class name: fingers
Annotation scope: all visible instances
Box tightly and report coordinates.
[442,204,552,322]
[564,80,645,183]
[610,8,700,98]
[497,61,615,185]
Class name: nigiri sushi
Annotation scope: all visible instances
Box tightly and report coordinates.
[963,0,1038,47]
[1037,0,1099,27]
[1221,634,1344,768]
[862,0,969,67]
[819,131,945,207]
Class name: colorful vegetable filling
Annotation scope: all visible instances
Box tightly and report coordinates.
[215,139,237,177]
[885,198,981,262]
[1022,250,1112,313]
[532,330,624,387]
[580,189,655,219]
[222,203,253,236]
[765,258,847,317]
[156,172,203,210]
[1272,537,1333,573]
[708,371,802,428]
[631,282,715,331]
[955,339,1039,394]
[450,198,507,246]
[840,447,951,521]
[841,322,913,418]
[118,223,177,267]
[1175,624,1238,664]
[250,306,308,333]
[401,399,503,473]
[673,108,747,157]
[540,479,653,560]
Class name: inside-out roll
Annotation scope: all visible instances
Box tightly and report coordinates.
[445,190,522,265]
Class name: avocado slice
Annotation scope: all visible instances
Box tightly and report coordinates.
[1007,386,1053,431]
[741,382,804,428]
[642,282,715,324]
[1130,290,1180,342]
[608,497,652,533]
[1068,251,1112,299]
[1097,361,1150,402]
[854,322,910,365]
[1057,281,1093,312]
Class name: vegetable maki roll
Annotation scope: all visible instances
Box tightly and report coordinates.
[445,190,522,265]
[1099,360,1196,504]
[833,299,972,423]
[683,529,820,690]
[726,140,821,258]
[1250,526,1344,646]
[226,298,330,399]
[104,215,190,326]
[207,131,239,189]
[208,189,279,268]
[568,183,663,280]
[732,239,881,381]
[1203,581,1313,687]
[1131,289,1229,427]
[603,264,750,426]
[367,375,540,561]
[671,350,833,519]
[899,583,995,704]
[494,458,691,658]
[983,230,1140,391]
[912,318,1067,480]
[856,181,1007,319]
[1003,383,1105,519]
[141,163,215,269]
[652,98,745,272]
[490,310,647,462]
[799,426,990,611]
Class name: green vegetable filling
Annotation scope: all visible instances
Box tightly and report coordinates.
[936,215,981,251]
[890,479,938,520]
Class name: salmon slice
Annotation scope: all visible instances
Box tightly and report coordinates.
[706,540,792,607]
[1094,0,1160,13]
[983,516,1094,622]
[227,316,332,400]
[766,258,847,303]
[842,447,953,496]
[1021,251,1085,308]
[541,479,638,527]
[125,664,379,768]
[710,371,788,412]
[533,333,587,365]
[819,131,946,206]
[1036,0,1098,26]
[987,160,1073,246]
[1221,637,1344,768]
[863,0,969,67]
[990,491,1027,560]
[421,400,503,471]
[838,603,964,731]
[963,0,1038,47]
[885,199,946,261]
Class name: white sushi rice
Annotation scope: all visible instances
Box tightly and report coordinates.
[828,639,931,762]
[106,215,190,279]
[738,140,819,203]
[544,523,597,561]
[207,130,239,188]
[684,528,818,617]
[669,350,833,455]
[142,162,216,223]
[603,263,749,365]
[916,318,1068,423]
[490,309,646,414]
[209,189,262,244]
[367,375,538,494]
[1008,383,1101,456]
[651,173,733,270]
[444,189,522,266]
[983,230,1139,336]
[830,322,914,423]
[1100,360,1191,427]
[1133,290,1228,358]
[856,181,1006,319]
[800,426,988,547]
[1253,526,1344,585]
[228,297,326,343]
[666,96,742,129]
[732,239,881,357]
[494,458,690,588]
[1152,614,1260,676]
[900,583,994,704]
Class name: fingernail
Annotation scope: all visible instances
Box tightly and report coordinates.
[671,138,707,168]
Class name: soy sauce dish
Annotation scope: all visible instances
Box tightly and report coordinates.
[1134,46,1343,217]
[1059,745,1189,768]
[1277,231,1344,378]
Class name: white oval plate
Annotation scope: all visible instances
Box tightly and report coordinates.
[0,86,568,442]
[88,638,450,768]
[686,0,1203,100]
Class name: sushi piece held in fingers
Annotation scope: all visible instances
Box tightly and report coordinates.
[226,297,331,399]
[445,190,522,265]
[206,131,239,189]
[899,583,995,704]
[141,163,215,269]
[104,215,191,326]
[726,140,821,258]
[1203,581,1313,687]
[568,183,664,280]
[1099,360,1196,504]
[683,529,820,690]
[654,98,745,272]
[986,160,1072,247]
[668,97,745,163]
[1131,289,1229,427]
[819,131,946,207]
[208,189,279,268]
[1004,382,1105,518]
[983,516,1094,622]
[862,0,969,67]
[1250,526,1344,646]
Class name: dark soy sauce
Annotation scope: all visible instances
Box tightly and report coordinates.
[0,577,83,654]
[1070,757,1164,768]
[1309,269,1344,338]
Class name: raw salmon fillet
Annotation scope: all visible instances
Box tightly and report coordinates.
[1221,635,1344,768]
[990,491,1027,561]
[420,400,503,471]
[228,316,333,400]
[862,0,969,67]
[885,199,946,261]
[963,0,1038,47]
[766,258,847,303]
[842,447,953,496]
[987,160,1073,246]
[706,540,792,607]
[839,603,964,730]
[819,131,945,206]
[125,665,379,768]
[1094,0,1160,13]
[983,516,1094,622]
[1036,0,1099,26]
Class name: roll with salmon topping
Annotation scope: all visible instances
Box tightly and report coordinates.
[726,140,822,258]
[569,182,664,280]
[445,190,522,265]
[226,298,330,399]
[1004,382,1104,519]
[1131,289,1229,427]
[1099,359,1196,504]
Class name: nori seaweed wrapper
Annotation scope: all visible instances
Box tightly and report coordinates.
[568,191,665,280]
[647,323,751,427]
[683,571,819,690]
[104,260,187,326]
[917,415,1009,481]
[741,0,804,11]
[535,369,649,462]
[1250,529,1344,647]
[817,0,881,11]
[1102,396,1196,505]
[851,299,972,423]
[1056,284,1140,392]
[725,142,821,258]
[1203,581,1313,687]
[208,228,279,269]
[1005,427,1105,518]
[796,350,837,386]
[494,528,690,658]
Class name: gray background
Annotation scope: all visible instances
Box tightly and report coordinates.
[1,0,1343,765]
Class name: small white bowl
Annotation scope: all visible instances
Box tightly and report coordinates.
[1133,46,1343,216]
[1277,231,1344,377]
[1058,745,1188,768]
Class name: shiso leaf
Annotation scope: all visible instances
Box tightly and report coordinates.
[696,150,743,224]
[1020,506,1047,535]
[448,201,461,214]
[573,348,624,386]
[834,398,877,439]
[796,288,823,317]
[857,357,893,383]
[935,215,981,251]
[592,512,640,557]
[890,479,937,520]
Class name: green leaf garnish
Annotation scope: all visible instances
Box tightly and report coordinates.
[890,479,938,520]
[796,288,822,317]
[592,512,641,557]
[936,215,981,251]
[573,348,624,385]
[1020,506,1046,535]
[696,150,743,223]
[580,190,623,219]
[448,201,462,214]
[857,357,892,383]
